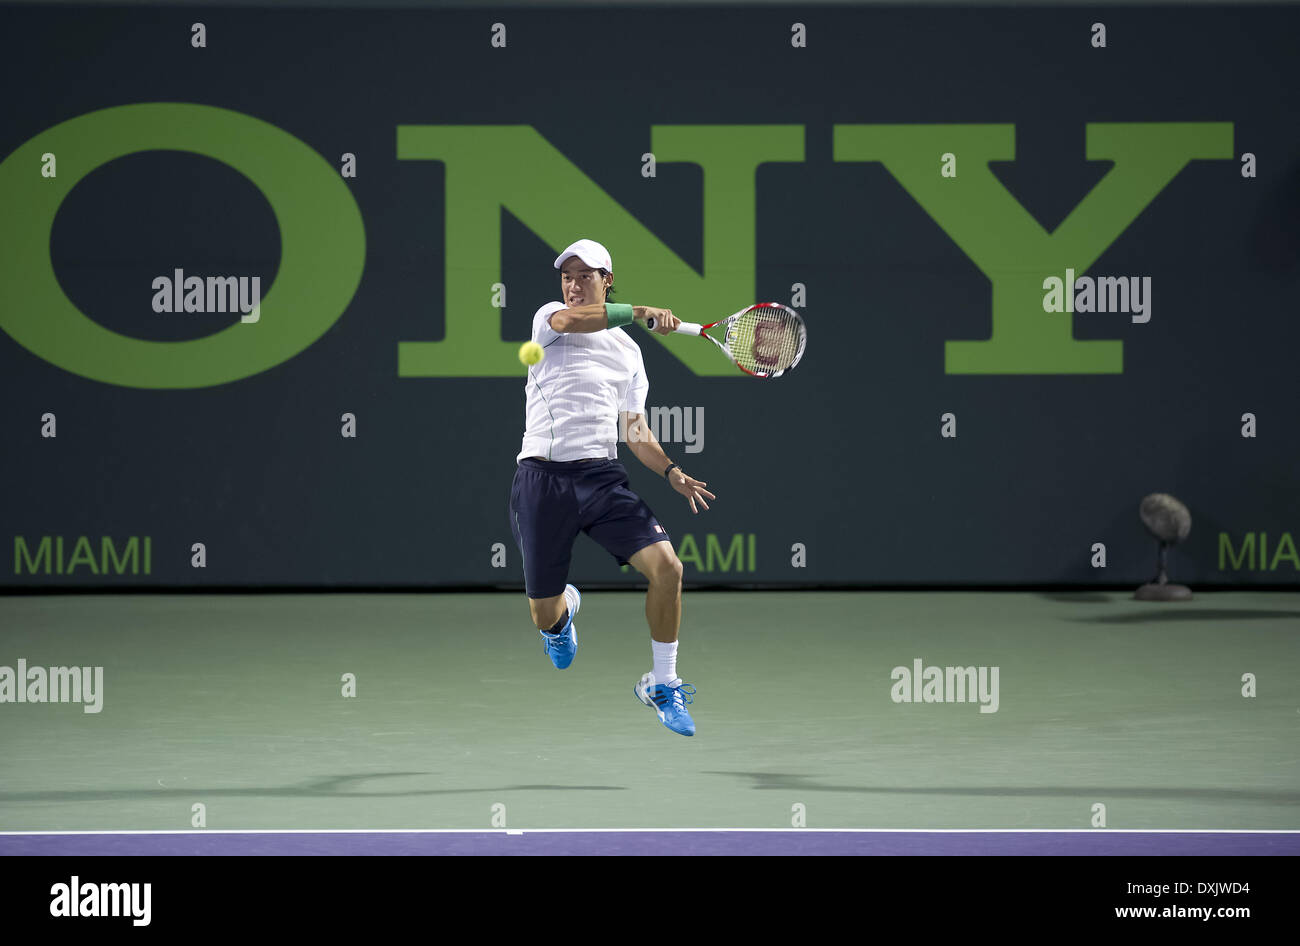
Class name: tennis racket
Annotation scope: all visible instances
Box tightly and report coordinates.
[646,303,807,378]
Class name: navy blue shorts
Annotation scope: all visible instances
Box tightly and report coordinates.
[509,458,671,599]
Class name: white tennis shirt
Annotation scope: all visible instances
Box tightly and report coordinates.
[518,301,650,462]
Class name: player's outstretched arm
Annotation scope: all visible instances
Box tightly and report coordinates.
[550,305,681,334]
[620,412,716,514]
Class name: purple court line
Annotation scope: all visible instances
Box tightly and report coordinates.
[2,831,1297,856]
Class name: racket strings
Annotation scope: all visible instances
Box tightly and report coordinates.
[727,307,805,376]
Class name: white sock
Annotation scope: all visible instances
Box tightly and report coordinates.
[651,640,678,686]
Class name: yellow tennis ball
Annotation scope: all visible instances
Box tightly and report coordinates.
[518,341,544,366]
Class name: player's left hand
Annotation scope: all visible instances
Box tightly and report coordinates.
[670,469,715,513]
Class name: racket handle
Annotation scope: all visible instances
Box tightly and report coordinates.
[646,317,704,336]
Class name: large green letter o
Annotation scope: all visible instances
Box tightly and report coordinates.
[0,103,365,387]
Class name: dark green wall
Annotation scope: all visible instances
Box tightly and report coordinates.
[1,5,1296,587]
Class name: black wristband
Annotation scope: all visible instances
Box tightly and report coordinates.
[663,463,682,479]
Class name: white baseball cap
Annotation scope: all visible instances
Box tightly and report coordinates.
[554,239,613,272]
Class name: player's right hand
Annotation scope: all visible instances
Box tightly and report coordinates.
[637,306,679,335]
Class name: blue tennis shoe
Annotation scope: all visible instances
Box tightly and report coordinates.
[635,672,696,737]
[540,584,581,669]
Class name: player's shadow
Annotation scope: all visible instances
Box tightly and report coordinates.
[706,772,1300,805]
[1065,609,1300,624]
[0,771,627,804]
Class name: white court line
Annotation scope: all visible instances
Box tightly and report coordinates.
[0,828,1297,836]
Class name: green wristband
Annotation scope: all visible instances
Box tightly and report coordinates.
[604,303,635,329]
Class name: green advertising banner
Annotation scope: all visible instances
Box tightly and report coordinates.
[1,4,1296,587]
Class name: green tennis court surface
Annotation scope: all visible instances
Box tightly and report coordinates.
[1,591,1296,833]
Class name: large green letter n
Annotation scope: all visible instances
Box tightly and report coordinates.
[834,123,1233,373]
[396,126,804,376]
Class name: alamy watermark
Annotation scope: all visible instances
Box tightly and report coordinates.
[624,405,704,454]
[1042,269,1151,323]
[50,877,150,926]
[890,658,999,713]
[151,269,261,323]
[0,659,104,713]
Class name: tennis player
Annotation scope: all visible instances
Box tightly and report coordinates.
[509,238,715,737]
